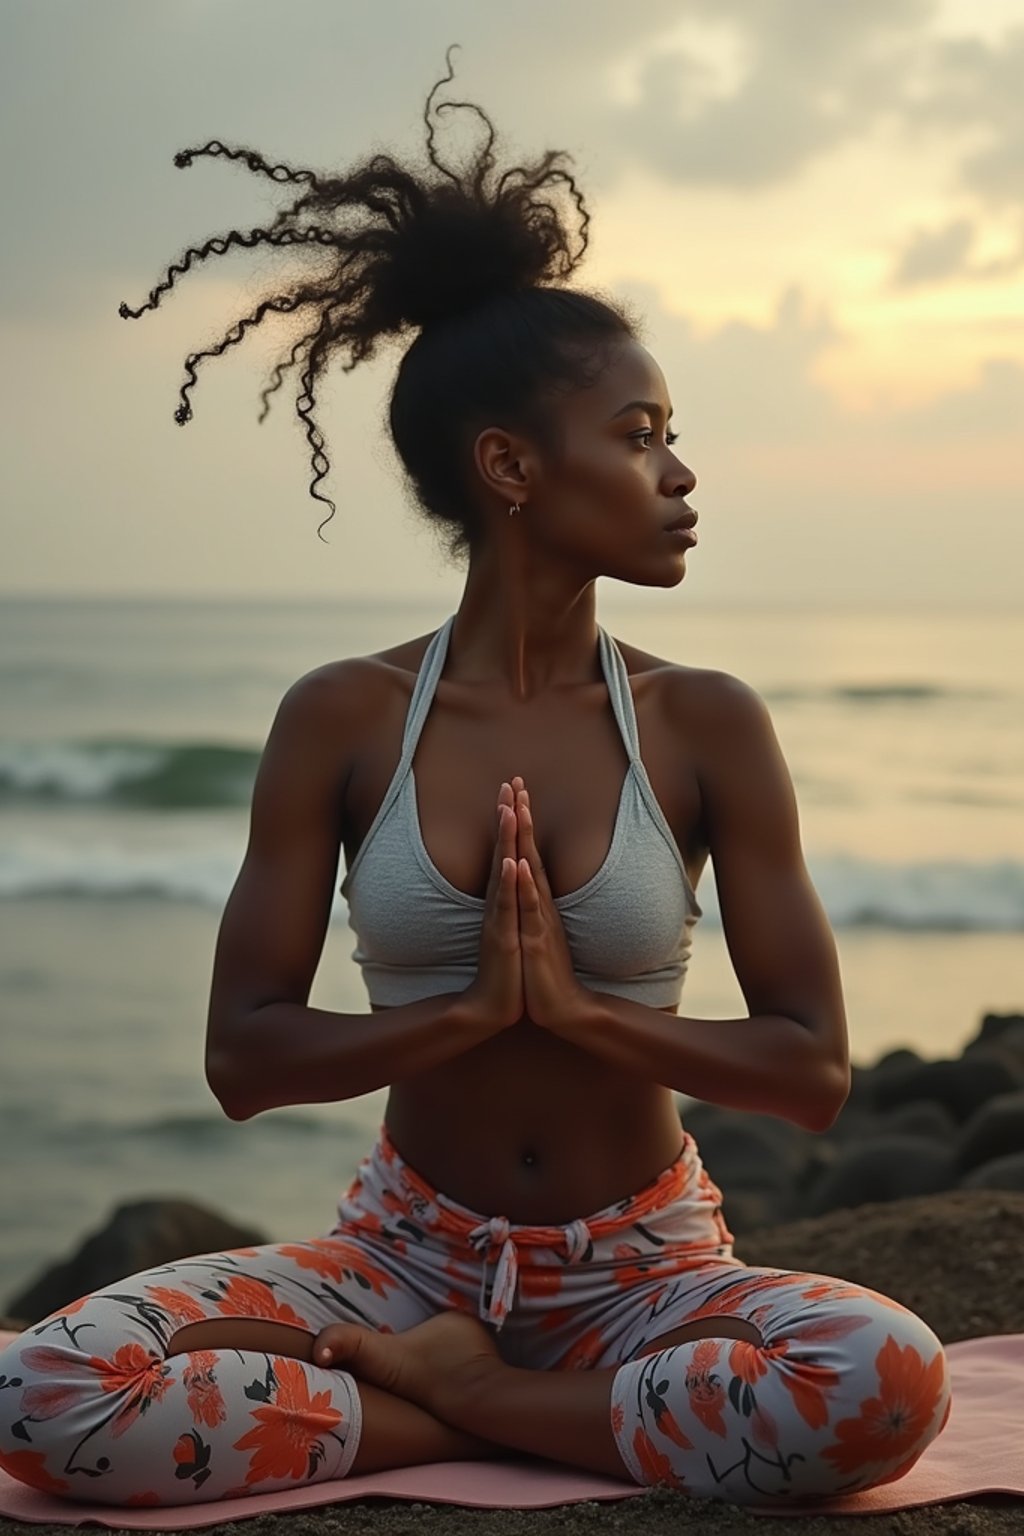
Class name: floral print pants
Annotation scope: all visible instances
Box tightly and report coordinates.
[0,1123,951,1508]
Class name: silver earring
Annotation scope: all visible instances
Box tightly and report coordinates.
[508,502,520,517]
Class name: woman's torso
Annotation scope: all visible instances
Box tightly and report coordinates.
[338,622,711,1222]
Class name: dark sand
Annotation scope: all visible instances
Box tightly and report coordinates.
[3,1188,1022,1535]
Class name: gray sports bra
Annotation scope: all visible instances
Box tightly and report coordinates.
[340,615,703,1007]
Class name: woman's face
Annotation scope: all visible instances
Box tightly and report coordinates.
[496,336,699,588]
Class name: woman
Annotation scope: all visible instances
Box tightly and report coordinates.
[0,47,950,1509]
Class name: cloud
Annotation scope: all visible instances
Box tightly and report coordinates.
[596,0,936,188]
[889,217,977,286]
[595,0,1024,249]
[901,28,1024,207]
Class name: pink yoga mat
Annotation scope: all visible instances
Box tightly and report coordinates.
[1,1329,1021,1524]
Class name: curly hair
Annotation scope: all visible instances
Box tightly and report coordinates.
[118,43,643,561]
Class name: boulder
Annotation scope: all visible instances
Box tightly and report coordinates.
[881,1099,958,1141]
[873,1046,926,1074]
[5,1198,269,1325]
[959,1152,1024,1194]
[737,1188,1024,1344]
[962,1014,1024,1076]
[955,1090,1024,1174]
[680,1103,813,1216]
[869,1053,1022,1122]
[964,1010,1024,1050]
[817,1100,883,1146]
[717,1188,790,1238]
[802,1134,955,1217]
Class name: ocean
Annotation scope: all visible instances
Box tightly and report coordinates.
[2,593,1022,1310]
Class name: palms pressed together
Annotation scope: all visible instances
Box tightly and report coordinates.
[312,774,589,1409]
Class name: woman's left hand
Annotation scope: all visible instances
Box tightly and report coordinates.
[511,778,594,1033]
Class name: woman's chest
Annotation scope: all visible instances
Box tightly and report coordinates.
[344,668,705,901]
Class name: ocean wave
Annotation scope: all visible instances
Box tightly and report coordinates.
[1,839,1021,931]
[764,683,996,704]
[30,1111,338,1157]
[0,739,259,808]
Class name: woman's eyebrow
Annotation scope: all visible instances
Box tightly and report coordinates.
[608,398,674,421]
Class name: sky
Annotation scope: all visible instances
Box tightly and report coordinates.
[2,0,1023,607]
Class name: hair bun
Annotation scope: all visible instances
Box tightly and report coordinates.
[374,185,549,331]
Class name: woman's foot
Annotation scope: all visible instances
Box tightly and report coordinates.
[312,1311,504,1422]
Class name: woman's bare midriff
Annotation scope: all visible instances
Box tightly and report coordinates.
[341,625,709,1225]
[378,1001,688,1223]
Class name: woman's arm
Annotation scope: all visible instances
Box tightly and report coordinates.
[205,663,499,1121]
[553,670,851,1132]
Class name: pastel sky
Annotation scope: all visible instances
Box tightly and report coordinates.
[2,0,1022,606]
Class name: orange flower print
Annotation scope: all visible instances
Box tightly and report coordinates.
[89,1342,173,1437]
[610,1401,625,1435]
[34,1295,90,1327]
[555,1322,609,1371]
[183,1349,227,1428]
[145,1285,206,1326]
[539,1303,578,1336]
[609,1243,672,1290]
[20,1370,87,1423]
[750,1404,779,1451]
[794,1313,873,1344]
[344,1207,384,1237]
[821,1335,948,1478]
[214,1274,309,1327]
[685,1271,791,1325]
[778,1357,841,1430]
[276,1240,399,1300]
[125,1491,163,1506]
[343,1211,407,1253]
[651,1398,693,1452]
[0,1448,70,1495]
[686,1338,727,1437]
[632,1426,686,1489]
[729,1336,790,1387]
[233,1357,344,1486]
[802,1280,912,1315]
[172,1428,212,1490]
[518,1265,567,1298]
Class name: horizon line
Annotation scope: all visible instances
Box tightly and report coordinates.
[1,590,1022,615]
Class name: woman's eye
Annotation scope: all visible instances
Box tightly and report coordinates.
[632,429,680,448]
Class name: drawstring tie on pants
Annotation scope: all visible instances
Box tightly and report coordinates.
[467,1214,594,1329]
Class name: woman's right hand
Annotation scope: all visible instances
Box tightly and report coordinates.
[460,780,524,1030]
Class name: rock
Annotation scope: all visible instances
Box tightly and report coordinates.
[681,1103,813,1218]
[802,1134,956,1217]
[869,1053,1023,1122]
[718,1188,791,1238]
[4,1199,269,1325]
[817,1101,883,1145]
[962,1014,1024,1074]
[873,1047,926,1074]
[881,1099,958,1140]
[965,1011,1024,1049]
[955,1090,1024,1173]
[959,1152,1024,1193]
[736,1188,1024,1344]
[847,1056,890,1105]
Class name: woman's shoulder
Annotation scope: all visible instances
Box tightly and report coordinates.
[276,627,440,730]
[613,633,767,720]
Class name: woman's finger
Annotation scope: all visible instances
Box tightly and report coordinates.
[515,796,553,901]
[517,856,542,927]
